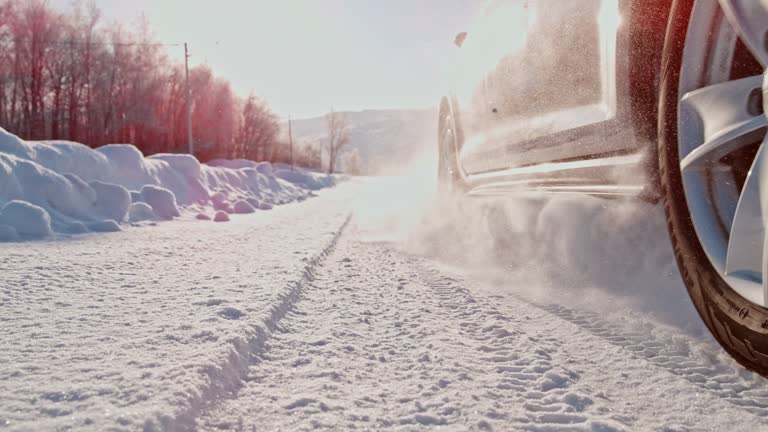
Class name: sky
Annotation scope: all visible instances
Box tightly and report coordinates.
[50,0,481,119]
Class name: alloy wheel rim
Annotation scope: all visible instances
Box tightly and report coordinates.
[679,0,768,306]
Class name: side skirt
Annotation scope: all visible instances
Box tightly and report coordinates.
[464,152,658,200]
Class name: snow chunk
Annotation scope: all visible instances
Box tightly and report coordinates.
[140,185,180,220]
[90,181,130,222]
[213,211,230,223]
[210,191,233,213]
[129,202,156,222]
[60,221,88,234]
[210,191,227,206]
[86,220,121,233]
[233,200,256,214]
[0,200,52,238]
[218,307,244,320]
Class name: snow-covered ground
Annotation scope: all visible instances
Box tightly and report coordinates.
[0,183,352,431]
[3,174,768,431]
[0,128,335,241]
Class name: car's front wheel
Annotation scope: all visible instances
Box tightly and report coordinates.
[660,0,768,375]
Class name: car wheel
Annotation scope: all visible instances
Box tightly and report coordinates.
[659,0,768,374]
[437,97,465,196]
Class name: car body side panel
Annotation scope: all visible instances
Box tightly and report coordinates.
[452,0,660,178]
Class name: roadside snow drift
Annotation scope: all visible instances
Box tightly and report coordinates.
[0,128,336,240]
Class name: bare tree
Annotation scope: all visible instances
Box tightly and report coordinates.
[324,108,349,174]
[0,0,278,162]
[238,94,279,162]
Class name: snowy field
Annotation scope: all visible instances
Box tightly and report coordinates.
[3,165,768,430]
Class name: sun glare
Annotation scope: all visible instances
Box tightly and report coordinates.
[451,2,530,109]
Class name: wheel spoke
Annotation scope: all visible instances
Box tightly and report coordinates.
[725,141,768,305]
[681,117,767,171]
[718,0,768,67]
[679,75,766,169]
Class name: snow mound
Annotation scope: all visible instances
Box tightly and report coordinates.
[129,202,156,222]
[0,127,338,241]
[0,200,52,238]
[86,219,121,233]
[141,185,180,220]
[214,211,230,222]
[211,191,233,213]
[90,181,130,222]
[233,200,256,214]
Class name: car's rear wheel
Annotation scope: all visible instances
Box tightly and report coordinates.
[659,0,768,374]
[437,97,465,196]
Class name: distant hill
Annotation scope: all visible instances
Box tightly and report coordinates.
[285,109,437,174]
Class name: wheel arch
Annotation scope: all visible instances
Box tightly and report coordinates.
[625,0,676,198]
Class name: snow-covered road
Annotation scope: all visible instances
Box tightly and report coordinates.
[4,178,768,431]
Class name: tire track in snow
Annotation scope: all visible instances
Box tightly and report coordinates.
[416,259,768,430]
[159,213,352,431]
[197,234,626,431]
[417,269,623,431]
[528,301,768,417]
[193,230,767,431]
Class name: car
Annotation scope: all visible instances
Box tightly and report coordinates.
[438,0,768,376]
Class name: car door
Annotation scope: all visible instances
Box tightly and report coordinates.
[456,0,632,176]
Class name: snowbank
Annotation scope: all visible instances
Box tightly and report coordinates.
[274,168,337,191]
[0,127,337,241]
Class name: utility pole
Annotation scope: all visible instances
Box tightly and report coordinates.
[184,43,194,157]
[288,115,294,171]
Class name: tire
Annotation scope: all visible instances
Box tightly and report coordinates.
[659,0,768,375]
[437,97,465,196]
